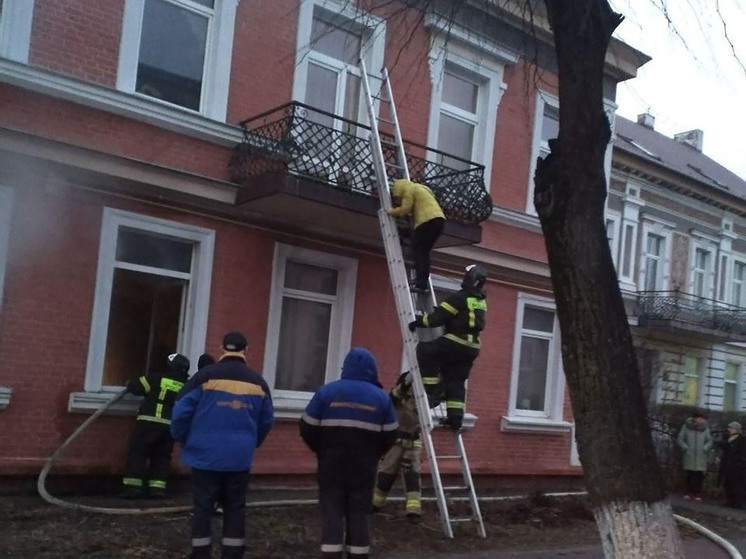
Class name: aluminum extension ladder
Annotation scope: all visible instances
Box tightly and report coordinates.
[359,60,485,539]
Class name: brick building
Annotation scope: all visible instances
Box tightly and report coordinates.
[0,0,660,483]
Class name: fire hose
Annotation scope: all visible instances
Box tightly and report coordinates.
[34,389,745,557]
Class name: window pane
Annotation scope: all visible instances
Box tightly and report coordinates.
[684,356,701,375]
[605,219,615,242]
[719,255,728,300]
[622,224,634,277]
[724,383,737,412]
[517,336,549,411]
[103,269,186,385]
[284,261,338,295]
[116,228,193,273]
[437,113,474,168]
[735,282,743,307]
[541,104,559,143]
[136,0,208,111]
[695,249,708,270]
[522,307,554,332]
[343,73,361,126]
[310,18,361,65]
[275,297,332,392]
[736,263,745,282]
[647,235,662,256]
[682,375,699,406]
[694,271,704,297]
[442,72,478,113]
[192,0,214,6]
[726,363,739,382]
[305,62,338,127]
[645,256,658,291]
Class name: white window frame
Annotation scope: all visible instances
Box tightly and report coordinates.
[0,186,13,308]
[638,217,673,292]
[84,208,215,392]
[723,361,744,412]
[262,243,357,409]
[526,91,559,215]
[605,210,621,269]
[732,256,746,307]
[0,0,35,63]
[428,38,506,193]
[292,0,386,123]
[117,0,239,120]
[507,294,565,423]
[689,235,717,299]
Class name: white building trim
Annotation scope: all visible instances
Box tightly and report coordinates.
[0,0,35,63]
[262,243,357,414]
[117,0,239,120]
[84,208,215,392]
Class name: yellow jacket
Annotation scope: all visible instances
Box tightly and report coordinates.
[389,179,445,228]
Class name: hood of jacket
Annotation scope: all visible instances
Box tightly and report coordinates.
[341,347,381,387]
[686,417,709,432]
[391,179,409,199]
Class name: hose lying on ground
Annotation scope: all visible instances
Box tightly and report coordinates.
[33,389,746,559]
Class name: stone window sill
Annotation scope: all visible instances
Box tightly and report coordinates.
[500,415,573,434]
[68,391,141,415]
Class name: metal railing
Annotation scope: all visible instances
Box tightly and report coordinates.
[637,290,746,337]
[228,102,493,224]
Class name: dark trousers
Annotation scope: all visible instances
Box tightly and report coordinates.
[123,422,174,492]
[190,468,251,559]
[318,449,377,558]
[685,470,704,496]
[417,337,478,428]
[412,217,445,288]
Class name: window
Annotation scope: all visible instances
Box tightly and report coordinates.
[0,0,34,62]
[0,186,12,308]
[605,212,621,268]
[692,247,712,298]
[526,92,559,214]
[509,295,564,421]
[427,35,506,192]
[263,244,357,399]
[724,363,741,412]
[643,234,664,291]
[85,209,214,391]
[620,223,637,280]
[682,356,702,406]
[117,0,239,119]
[733,261,746,307]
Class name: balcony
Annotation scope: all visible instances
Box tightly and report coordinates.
[228,102,492,247]
[637,290,746,342]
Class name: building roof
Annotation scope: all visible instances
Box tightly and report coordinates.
[614,115,746,202]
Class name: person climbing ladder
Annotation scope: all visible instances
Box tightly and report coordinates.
[387,178,445,292]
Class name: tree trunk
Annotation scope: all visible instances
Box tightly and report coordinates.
[535,1,684,557]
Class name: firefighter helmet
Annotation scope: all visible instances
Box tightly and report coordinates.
[167,353,191,375]
[462,264,487,290]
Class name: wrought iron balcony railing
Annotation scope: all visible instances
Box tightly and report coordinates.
[637,290,746,337]
[229,102,493,225]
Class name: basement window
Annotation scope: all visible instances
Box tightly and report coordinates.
[83,209,214,392]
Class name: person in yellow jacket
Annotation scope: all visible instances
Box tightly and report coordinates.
[387,179,445,292]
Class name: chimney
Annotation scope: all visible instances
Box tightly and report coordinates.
[674,129,704,152]
[637,112,655,129]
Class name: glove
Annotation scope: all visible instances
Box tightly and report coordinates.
[402,372,413,387]
[408,320,418,332]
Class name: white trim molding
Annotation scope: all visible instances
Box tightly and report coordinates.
[0,0,35,63]
[427,32,507,193]
[527,90,558,215]
[262,243,358,408]
[0,185,13,308]
[69,391,141,415]
[505,293,566,429]
[424,12,519,65]
[0,386,12,410]
[500,415,573,435]
[84,208,215,392]
[0,58,244,146]
[490,205,542,234]
[117,0,239,120]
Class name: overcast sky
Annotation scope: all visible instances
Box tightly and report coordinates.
[610,0,746,180]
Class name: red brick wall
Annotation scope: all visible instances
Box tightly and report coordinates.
[0,185,577,477]
[30,0,124,87]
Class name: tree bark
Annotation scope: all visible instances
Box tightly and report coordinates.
[535,1,684,557]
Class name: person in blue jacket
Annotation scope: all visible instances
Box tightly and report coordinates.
[300,347,398,559]
[171,332,274,559]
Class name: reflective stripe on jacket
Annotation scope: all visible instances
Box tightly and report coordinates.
[419,288,487,349]
[127,371,188,425]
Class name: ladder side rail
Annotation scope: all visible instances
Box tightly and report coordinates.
[381,67,410,182]
[456,433,486,537]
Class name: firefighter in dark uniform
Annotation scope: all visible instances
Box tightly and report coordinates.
[409,264,487,430]
[122,352,190,498]
[372,371,423,523]
[300,348,398,559]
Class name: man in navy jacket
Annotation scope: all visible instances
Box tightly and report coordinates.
[172,332,274,559]
[301,348,398,559]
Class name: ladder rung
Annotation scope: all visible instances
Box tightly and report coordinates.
[372,95,388,102]
[385,162,402,168]
[443,486,470,491]
[449,517,475,523]
[437,455,462,460]
[378,116,395,125]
